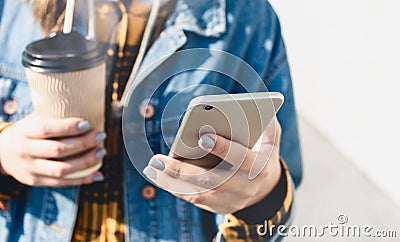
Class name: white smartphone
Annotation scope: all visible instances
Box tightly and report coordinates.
[169,92,284,167]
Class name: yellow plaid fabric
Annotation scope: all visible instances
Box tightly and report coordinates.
[72,201,126,242]
[71,1,175,241]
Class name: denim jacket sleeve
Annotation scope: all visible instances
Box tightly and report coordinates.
[261,1,302,188]
[0,0,40,218]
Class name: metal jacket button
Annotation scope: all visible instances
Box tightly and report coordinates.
[3,99,18,115]
[141,185,156,200]
[139,103,155,119]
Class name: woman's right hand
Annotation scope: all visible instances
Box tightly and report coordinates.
[0,114,107,187]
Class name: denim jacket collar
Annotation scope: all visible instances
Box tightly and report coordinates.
[133,0,226,86]
[167,0,226,37]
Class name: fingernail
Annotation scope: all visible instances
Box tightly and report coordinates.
[95,148,107,159]
[149,157,165,171]
[95,132,107,143]
[143,167,157,179]
[77,121,91,131]
[93,173,104,182]
[199,135,215,150]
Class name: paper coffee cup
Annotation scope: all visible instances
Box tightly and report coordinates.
[22,31,106,179]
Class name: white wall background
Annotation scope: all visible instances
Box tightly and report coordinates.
[269,0,400,205]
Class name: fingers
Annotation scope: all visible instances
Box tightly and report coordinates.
[0,114,108,188]
[248,118,281,179]
[29,148,106,177]
[147,155,261,196]
[143,163,247,214]
[145,155,211,193]
[180,191,243,215]
[197,118,282,174]
[25,130,107,159]
[23,116,93,139]
[143,166,202,194]
[18,148,106,187]
[198,134,252,170]
[260,117,281,148]
[150,155,228,191]
[152,155,206,176]
[25,171,103,187]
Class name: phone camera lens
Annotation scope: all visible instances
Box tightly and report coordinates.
[204,105,213,111]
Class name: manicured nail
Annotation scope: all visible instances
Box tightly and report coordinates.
[95,132,107,143]
[77,121,91,131]
[95,148,107,159]
[93,173,104,182]
[199,135,215,150]
[143,167,157,179]
[149,157,165,171]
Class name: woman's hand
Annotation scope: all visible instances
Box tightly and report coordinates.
[143,118,282,214]
[0,114,107,187]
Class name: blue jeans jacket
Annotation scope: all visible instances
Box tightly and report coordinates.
[0,0,302,241]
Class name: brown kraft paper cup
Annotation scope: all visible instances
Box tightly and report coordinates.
[23,31,106,179]
[25,64,106,132]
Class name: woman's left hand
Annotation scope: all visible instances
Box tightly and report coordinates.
[143,118,282,214]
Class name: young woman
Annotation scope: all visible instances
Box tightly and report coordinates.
[0,0,302,241]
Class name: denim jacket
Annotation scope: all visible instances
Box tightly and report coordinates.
[0,0,302,241]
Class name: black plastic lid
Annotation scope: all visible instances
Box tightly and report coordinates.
[22,31,104,73]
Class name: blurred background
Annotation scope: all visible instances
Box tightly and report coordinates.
[269,0,400,241]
